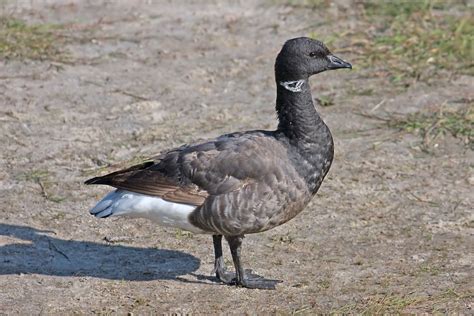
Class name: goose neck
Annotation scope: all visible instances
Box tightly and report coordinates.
[276,80,327,143]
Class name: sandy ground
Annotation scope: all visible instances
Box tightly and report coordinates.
[0,0,472,314]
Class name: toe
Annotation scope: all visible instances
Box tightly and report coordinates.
[215,270,237,284]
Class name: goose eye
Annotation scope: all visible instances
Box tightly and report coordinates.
[309,52,318,58]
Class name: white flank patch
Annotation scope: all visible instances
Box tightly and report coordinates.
[90,189,206,234]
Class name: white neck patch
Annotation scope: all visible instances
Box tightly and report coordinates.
[279,79,305,93]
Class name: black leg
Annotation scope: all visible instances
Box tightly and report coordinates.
[225,235,281,290]
[212,235,236,284]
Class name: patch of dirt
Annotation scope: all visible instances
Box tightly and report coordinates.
[0,0,472,314]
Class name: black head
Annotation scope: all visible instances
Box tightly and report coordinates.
[275,37,352,81]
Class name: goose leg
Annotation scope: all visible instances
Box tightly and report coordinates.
[212,234,236,284]
[226,235,281,290]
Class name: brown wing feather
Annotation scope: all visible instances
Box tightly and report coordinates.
[85,162,208,206]
[85,132,276,208]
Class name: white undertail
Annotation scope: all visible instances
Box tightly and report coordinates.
[90,189,206,234]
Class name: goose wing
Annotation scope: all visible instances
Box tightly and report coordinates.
[85,131,276,207]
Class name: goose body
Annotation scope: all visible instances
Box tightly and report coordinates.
[86,37,351,289]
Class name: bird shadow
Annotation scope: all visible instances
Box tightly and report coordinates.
[0,223,201,281]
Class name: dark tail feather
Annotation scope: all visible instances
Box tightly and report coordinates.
[84,161,155,185]
[84,176,111,185]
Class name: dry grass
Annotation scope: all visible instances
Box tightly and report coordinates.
[18,169,65,203]
[0,16,65,60]
[272,0,330,9]
[388,106,473,149]
[362,1,472,83]
[364,1,472,80]
[309,1,473,87]
[331,288,473,314]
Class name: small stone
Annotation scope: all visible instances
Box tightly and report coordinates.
[468,176,474,185]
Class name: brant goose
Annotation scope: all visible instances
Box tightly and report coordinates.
[85,37,351,289]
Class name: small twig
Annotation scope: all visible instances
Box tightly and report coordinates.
[1,111,21,121]
[370,99,386,112]
[83,80,149,100]
[408,192,426,202]
[353,111,390,122]
[370,130,405,145]
[408,192,439,206]
[37,178,49,200]
[48,240,70,260]
[103,236,134,243]
[5,134,28,147]
[0,74,38,80]
[112,88,150,101]
[423,118,442,147]
[82,79,104,87]
[451,200,463,212]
